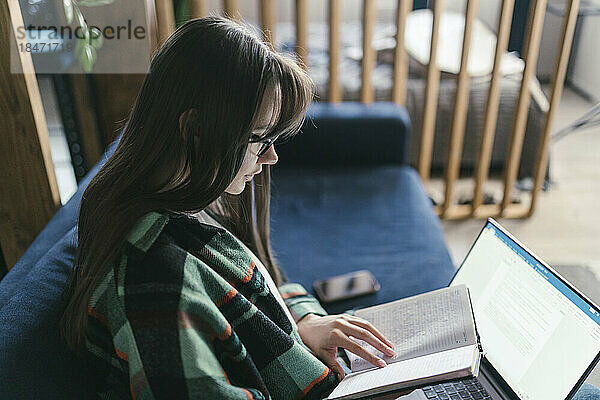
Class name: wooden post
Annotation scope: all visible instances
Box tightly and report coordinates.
[0,0,60,268]
[471,0,516,215]
[500,0,547,212]
[328,0,341,102]
[392,0,411,106]
[189,0,207,18]
[223,0,240,21]
[360,0,376,103]
[418,0,444,183]
[260,0,276,50]
[295,0,309,70]
[155,0,176,46]
[441,0,479,216]
[528,0,580,216]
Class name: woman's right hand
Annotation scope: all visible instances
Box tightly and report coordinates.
[296,313,395,381]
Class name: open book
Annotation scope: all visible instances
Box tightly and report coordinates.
[328,285,483,400]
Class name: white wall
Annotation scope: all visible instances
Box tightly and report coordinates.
[571,18,600,101]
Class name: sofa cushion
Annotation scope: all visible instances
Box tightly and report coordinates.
[270,165,455,314]
[0,226,96,399]
[0,102,433,399]
[275,102,411,167]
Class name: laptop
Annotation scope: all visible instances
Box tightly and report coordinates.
[400,218,600,400]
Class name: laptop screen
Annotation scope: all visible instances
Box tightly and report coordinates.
[451,220,600,400]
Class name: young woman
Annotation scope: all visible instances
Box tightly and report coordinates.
[60,16,395,400]
[60,16,600,400]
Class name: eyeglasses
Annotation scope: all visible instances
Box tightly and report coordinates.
[251,134,278,157]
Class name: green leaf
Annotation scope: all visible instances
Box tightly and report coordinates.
[63,0,73,23]
[78,44,97,72]
[77,0,115,6]
[89,27,103,49]
[74,6,88,36]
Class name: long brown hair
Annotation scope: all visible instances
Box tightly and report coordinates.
[61,16,314,352]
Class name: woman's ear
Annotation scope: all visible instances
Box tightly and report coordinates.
[178,108,199,136]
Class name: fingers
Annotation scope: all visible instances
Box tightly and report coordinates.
[343,316,395,349]
[347,324,396,358]
[336,317,395,357]
[334,330,387,368]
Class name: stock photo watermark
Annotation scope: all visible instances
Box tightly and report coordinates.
[11,0,151,74]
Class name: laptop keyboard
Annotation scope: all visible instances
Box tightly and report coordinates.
[421,377,492,400]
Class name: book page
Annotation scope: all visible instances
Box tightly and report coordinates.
[349,285,476,372]
[329,345,479,400]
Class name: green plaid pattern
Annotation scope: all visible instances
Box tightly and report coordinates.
[85,211,337,399]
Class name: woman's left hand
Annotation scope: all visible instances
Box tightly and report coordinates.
[296,313,396,381]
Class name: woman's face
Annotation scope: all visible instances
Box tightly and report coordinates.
[225,88,279,195]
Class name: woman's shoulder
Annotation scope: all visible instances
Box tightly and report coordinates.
[125,210,224,254]
[119,210,255,289]
[89,211,241,310]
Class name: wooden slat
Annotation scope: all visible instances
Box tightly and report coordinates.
[260,0,276,50]
[528,0,580,217]
[155,0,176,46]
[500,0,547,212]
[189,0,207,18]
[441,0,479,215]
[328,0,341,102]
[441,203,529,220]
[224,0,240,21]
[471,0,516,214]
[0,0,60,268]
[418,0,445,182]
[439,204,495,220]
[500,203,531,219]
[295,0,309,70]
[360,0,376,103]
[392,0,411,106]
[144,0,160,53]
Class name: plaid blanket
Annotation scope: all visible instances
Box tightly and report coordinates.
[86,211,338,399]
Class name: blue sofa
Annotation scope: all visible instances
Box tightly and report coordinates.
[0,102,456,398]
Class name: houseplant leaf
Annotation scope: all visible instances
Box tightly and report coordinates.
[63,0,73,23]
[79,43,97,72]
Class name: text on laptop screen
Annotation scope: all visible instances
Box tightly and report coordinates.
[451,222,600,400]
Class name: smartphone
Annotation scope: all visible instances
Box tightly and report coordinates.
[313,270,380,303]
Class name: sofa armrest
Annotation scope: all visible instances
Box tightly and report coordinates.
[275,102,411,167]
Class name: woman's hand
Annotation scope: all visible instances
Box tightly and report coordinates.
[296,313,396,381]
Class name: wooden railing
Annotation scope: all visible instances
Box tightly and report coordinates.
[0,0,581,269]
[204,0,576,221]
[168,0,578,220]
